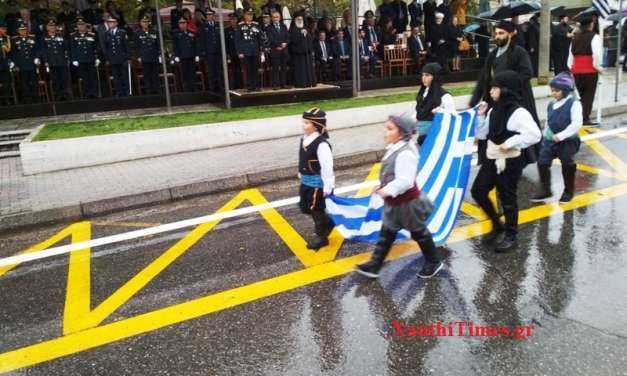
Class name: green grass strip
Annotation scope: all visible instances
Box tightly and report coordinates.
[35,85,474,141]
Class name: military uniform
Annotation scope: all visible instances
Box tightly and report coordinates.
[199,18,222,91]
[104,25,130,96]
[225,23,242,89]
[134,25,161,94]
[172,27,198,92]
[70,27,99,98]
[41,27,70,100]
[0,32,13,104]
[235,17,262,91]
[10,31,39,103]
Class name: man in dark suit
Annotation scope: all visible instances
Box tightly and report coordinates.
[391,0,409,34]
[408,25,427,73]
[199,9,222,91]
[408,0,423,29]
[314,30,333,82]
[103,16,130,97]
[331,29,351,81]
[358,28,377,78]
[363,14,381,58]
[265,11,289,88]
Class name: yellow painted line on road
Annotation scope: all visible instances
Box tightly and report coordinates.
[460,202,488,220]
[580,129,627,180]
[2,182,627,374]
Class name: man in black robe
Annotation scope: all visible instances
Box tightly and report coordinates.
[428,12,449,73]
[289,15,315,88]
[470,20,540,164]
[526,15,540,76]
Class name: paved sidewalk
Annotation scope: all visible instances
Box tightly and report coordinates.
[1,73,626,231]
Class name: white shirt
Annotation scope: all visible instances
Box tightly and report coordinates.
[567,34,604,73]
[380,141,419,198]
[421,88,456,113]
[302,131,335,195]
[476,108,541,149]
[547,94,583,141]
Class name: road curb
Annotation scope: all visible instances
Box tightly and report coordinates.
[0,149,384,234]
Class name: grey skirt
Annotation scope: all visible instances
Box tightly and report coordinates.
[382,194,434,232]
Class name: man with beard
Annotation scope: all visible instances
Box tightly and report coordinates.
[289,14,315,88]
[551,14,573,74]
[428,12,449,73]
[470,20,540,165]
[568,17,604,126]
[471,70,541,252]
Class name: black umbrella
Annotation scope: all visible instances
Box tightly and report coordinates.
[574,6,598,21]
[550,6,566,15]
[477,8,498,20]
[491,1,541,20]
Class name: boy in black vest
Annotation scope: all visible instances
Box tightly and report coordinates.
[355,115,444,279]
[299,108,335,250]
[531,72,582,203]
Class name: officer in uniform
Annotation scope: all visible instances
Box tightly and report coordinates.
[235,8,262,91]
[172,17,199,92]
[70,17,100,98]
[41,19,70,100]
[200,9,222,92]
[11,22,39,103]
[134,16,161,95]
[0,21,13,105]
[103,15,130,97]
[225,13,242,89]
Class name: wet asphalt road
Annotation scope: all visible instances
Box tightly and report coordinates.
[1,116,627,375]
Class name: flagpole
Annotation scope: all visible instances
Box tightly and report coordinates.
[616,0,624,102]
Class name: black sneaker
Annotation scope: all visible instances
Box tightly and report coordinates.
[495,234,518,253]
[559,192,574,203]
[306,236,329,250]
[417,261,444,279]
[354,260,383,278]
[530,191,553,203]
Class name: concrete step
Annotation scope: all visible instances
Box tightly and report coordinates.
[0,129,32,142]
[0,151,19,158]
[0,140,20,152]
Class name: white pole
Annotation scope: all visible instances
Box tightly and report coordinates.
[597,19,605,124]
[615,0,624,102]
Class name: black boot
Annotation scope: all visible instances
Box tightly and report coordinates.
[530,165,553,202]
[495,205,518,253]
[355,228,397,278]
[307,210,334,250]
[473,192,505,244]
[412,230,444,279]
[559,164,577,203]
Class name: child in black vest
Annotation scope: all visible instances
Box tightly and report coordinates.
[355,115,444,279]
[298,107,335,250]
[415,62,455,145]
[531,72,582,203]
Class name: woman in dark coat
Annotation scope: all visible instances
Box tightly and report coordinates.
[449,16,464,71]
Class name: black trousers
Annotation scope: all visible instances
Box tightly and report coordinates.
[243,55,259,90]
[229,54,243,89]
[574,73,598,122]
[270,53,288,87]
[471,156,525,237]
[180,58,196,92]
[205,53,222,91]
[142,62,160,94]
[49,66,68,99]
[0,70,12,104]
[111,62,130,97]
[333,57,351,81]
[18,69,37,103]
[77,63,98,98]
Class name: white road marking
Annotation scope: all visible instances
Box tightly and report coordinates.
[1,126,626,269]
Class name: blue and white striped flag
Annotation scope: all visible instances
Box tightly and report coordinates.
[593,0,613,19]
[325,109,477,246]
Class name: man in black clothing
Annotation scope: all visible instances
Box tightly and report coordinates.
[408,0,424,29]
[170,0,185,33]
[551,14,573,74]
[408,25,427,73]
[470,20,540,164]
[5,0,22,36]
[391,0,409,34]
[526,15,540,76]
[331,29,351,81]
[82,0,104,27]
[225,13,243,89]
[314,30,333,82]
[428,12,449,73]
[265,11,289,88]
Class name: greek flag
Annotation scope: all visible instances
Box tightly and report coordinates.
[593,0,612,19]
[325,109,477,246]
